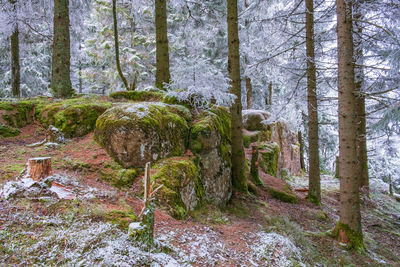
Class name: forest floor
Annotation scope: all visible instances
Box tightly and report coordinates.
[0,124,400,266]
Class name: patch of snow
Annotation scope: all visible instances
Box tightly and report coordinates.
[370,178,390,194]
[249,232,305,267]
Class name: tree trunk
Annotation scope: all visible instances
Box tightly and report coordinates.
[335,0,364,250]
[27,157,52,181]
[246,77,253,109]
[11,26,20,98]
[353,1,369,192]
[227,0,247,192]
[155,0,170,90]
[112,0,129,91]
[78,43,83,94]
[267,81,273,106]
[250,144,263,186]
[51,0,73,98]
[305,0,321,205]
[298,131,305,171]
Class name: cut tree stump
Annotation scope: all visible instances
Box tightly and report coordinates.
[27,157,52,181]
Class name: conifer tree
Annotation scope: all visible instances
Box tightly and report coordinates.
[155,0,170,90]
[51,0,73,98]
[227,0,247,192]
[305,0,321,204]
[335,0,364,250]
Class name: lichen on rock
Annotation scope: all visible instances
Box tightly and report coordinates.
[94,102,191,168]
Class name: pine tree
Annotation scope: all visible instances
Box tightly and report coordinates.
[335,0,364,250]
[51,0,73,98]
[227,0,247,192]
[155,0,170,90]
[305,0,321,204]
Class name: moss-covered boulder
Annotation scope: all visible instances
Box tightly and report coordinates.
[36,97,111,138]
[258,142,280,177]
[94,102,191,168]
[109,90,164,102]
[152,157,204,219]
[260,120,301,178]
[0,101,36,128]
[0,123,21,137]
[262,174,297,203]
[242,109,271,131]
[190,106,232,205]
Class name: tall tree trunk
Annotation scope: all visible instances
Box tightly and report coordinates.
[112,0,129,91]
[298,131,306,171]
[51,0,73,98]
[11,26,20,98]
[246,77,253,109]
[335,0,364,250]
[268,81,273,106]
[78,43,83,94]
[305,0,321,204]
[227,0,247,192]
[353,1,369,192]
[155,0,170,90]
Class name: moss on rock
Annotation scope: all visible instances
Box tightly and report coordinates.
[0,101,36,128]
[110,91,164,102]
[37,97,111,138]
[189,106,232,205]
[0,124,21,137]
[94,102,191,168]
[152,157,204,219]
[268,187,298,203]
[258,142,280,177]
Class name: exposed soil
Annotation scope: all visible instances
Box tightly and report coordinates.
[1,125,399,266]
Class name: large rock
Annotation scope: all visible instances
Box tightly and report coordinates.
[94,102,191,168]
[190,106,232,205]
[152,157,204,219]
[0,101,35,128]
[261,120,301,177]
[242,109,271,131]
[37,98,111,138]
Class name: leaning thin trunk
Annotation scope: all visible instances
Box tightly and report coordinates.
[11,26,20,98]
[112,0,129,91]
[335,0,364,250]
[305,0,321,204]
[268,81,273,106]
[353,0,369,192]
[246,77,253,109]
[51,0,73,98]
[227,0,247,192]
[298,131,305,171]
[155,0,170,90]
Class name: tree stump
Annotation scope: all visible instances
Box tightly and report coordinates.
[27,157,52,181]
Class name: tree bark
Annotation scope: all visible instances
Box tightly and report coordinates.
[112,0,129,91]
[27,157,52,181]
[268,81,273,106]
[298,131,305,171]
[155,0,170,90]
[305,0,321,204]
[227,0,247,192]
[353,0,369,192]
[335,0,364,250]
[11,26,20,98]
[246,77,253,109]
[51,0,73,98]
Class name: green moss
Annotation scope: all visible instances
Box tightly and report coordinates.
[189,106,231,164]
[306,193,321,205]
[258,142,280,177]
[109,90,164,102]
[152,157,204,219]
[103,209,138,229]
[268,187,297,203]
[0,101,36,128]
[281,168,290,181]
[37,99,111,138]
[113,169,138,188]
[0,124,20,137]
[243,131,260,148]
[334,222,365,251]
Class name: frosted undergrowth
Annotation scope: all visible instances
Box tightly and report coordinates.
[0,211,188,266]
[288,174,339,192]
[249,232,305,267]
